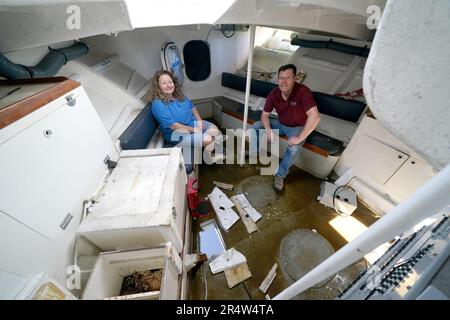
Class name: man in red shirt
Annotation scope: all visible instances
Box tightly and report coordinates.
[250,64,320,191]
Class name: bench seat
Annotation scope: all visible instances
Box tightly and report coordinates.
[217,72,367,178]
[118,103,196,174]
[215,96,344,157]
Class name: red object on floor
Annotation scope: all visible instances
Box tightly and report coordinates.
[187,178,200,212]
[187,177,210,219]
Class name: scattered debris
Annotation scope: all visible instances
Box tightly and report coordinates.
[184,253,208,272]
[224,263,252,288]
[208,187,240,231]
[120,269,162,295]
[230,196,259,234]
[231,194,262,222]
[259,263,278,294]
[199,219,226,260]
[209,248,246,274]
[213,181,234,191]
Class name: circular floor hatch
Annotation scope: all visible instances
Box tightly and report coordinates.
[279,229,335,287]
[235,175,279,207]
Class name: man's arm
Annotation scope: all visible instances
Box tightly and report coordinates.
[288,106,320,146]
[261,111,275,142]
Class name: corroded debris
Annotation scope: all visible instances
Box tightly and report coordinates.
[120,269,163,295]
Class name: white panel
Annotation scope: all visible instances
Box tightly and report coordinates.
[347,134,409,185]
[297,56,347,92]
[91,156,169,218]
[58,60,145,136]
[364,0,450,170]
[0,2,132,52]
[0,271,28,299]
[384,157,436,203]
[0,87,116,240]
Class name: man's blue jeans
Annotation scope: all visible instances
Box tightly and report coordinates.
[250,118,304,178]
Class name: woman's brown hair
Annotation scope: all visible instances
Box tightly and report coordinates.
[144,70,185,103]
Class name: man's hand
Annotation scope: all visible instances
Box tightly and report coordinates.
[266,129,275,143]
[288,136,303,146]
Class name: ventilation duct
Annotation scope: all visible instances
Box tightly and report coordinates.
[0,42,89,80]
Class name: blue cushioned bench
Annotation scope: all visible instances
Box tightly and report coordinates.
[219,72,367,157]
[118,103,194,174]
[118,103,158,150]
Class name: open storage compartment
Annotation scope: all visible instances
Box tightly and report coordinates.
[82,243,182,300]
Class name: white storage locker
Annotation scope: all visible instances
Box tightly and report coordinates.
[77,148,188,253]
[0,84,117,241]
[82,243,182,300]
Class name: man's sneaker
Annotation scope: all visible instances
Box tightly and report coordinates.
[273,175,284,192]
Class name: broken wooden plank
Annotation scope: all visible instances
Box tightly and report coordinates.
[232,194,262,222]
[209,248,247,274]
[224,263,252,289]
[230,195,259,234]
[213,181,234,191]
[259,263,278,294]
[208,187,239,231]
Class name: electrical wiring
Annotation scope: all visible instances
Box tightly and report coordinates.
[221,29,235,38]
[205,25,215,43]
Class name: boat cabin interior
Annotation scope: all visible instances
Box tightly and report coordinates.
[0,0,449,301]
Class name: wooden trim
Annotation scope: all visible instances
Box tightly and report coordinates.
[0,77,70,86]
[303,143,329,158]
[0,78,80,129]
[222,108,329,158]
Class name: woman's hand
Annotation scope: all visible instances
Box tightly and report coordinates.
[195,120,203,133]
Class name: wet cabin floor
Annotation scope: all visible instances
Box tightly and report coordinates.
[188,158,378,300]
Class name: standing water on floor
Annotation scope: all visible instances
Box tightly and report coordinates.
[188,152,378,300]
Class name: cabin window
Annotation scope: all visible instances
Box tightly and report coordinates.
[183,40,211,81]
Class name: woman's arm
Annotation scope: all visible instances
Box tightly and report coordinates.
[192,106,203,131]
[171,104,202,132]
[170,122,198,133]
[192,107,202,122]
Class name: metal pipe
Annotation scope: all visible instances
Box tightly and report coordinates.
[239,24,255,165]
[274,164,450,300]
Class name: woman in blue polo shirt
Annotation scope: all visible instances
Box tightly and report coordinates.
[149,70,222,164]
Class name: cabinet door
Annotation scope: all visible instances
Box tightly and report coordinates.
[0,88,116,240]
[349,134,409,185]
[384,157,436,203]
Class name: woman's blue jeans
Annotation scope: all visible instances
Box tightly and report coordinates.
[169,120,214,166]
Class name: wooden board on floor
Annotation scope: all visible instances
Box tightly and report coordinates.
[224,263,252,289]
[230,197,259,234]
